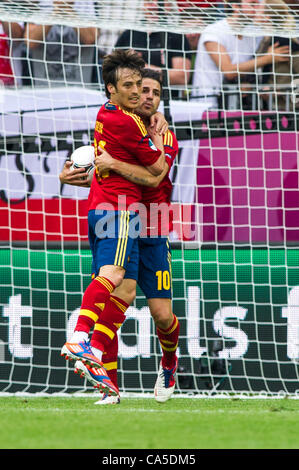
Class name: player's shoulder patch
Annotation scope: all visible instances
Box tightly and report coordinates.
[121,109,147,137]
[104,101,118,111]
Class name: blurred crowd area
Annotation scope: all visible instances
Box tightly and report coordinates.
[1,0,299,111]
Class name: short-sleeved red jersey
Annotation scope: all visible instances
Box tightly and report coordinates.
[141,129,178,236]
[88,101,162,211]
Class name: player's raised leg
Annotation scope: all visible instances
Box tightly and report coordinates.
[60,266,124,369]
[73,293,130,399]
[73,301,123,401]
[74,360,120,397]
[60,273,117,368]
[91,277,138,404]
[69,245,138,401]
[61,209,130,369]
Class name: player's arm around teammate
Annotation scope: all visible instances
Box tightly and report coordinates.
[59,112,168,188]
[95,133,169,188]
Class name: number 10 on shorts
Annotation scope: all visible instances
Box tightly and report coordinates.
[156,270,171,290]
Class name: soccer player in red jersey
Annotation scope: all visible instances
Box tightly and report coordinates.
[60,50,166,397]
[60,68,179,404]
[72,69,179,404]
[93,69,179,404]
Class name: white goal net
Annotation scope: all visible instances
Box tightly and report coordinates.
[0,0,299,397]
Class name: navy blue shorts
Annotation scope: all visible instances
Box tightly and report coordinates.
[88,209,140,280]
[129,237,172,299]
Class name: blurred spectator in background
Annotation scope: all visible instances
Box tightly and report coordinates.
[0,21,24,86]
[115,1,192,98]
[24,0,99,87]
[2,22,25,87]
[284,0,299,14]
[177,2,208,97]
[97,29,122,57]
[256,0,298,110]
[92,0,123,84]
[191,0,290,109]
[93,1,122,55]
[177,0,225,54]
[93,28,123,85]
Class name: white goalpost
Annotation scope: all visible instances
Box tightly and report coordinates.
[0,0,299,397]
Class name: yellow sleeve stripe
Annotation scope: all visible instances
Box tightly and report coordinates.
[131,114,147,136]
[79,309,99,323]
[163,131,173,147]
[94,323,115,339]
[122,110,147,137]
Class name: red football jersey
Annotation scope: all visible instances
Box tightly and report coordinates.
[141,129,178,237]
[88,101,162,211]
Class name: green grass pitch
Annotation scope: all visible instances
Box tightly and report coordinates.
[1,396,299,449]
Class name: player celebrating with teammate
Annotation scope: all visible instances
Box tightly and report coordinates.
[93,68,179,404]
[61,67,180,404]
[60,50,165,397]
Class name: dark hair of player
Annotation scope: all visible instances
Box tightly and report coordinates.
[102,49,145,98]
[141,68,163,92]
